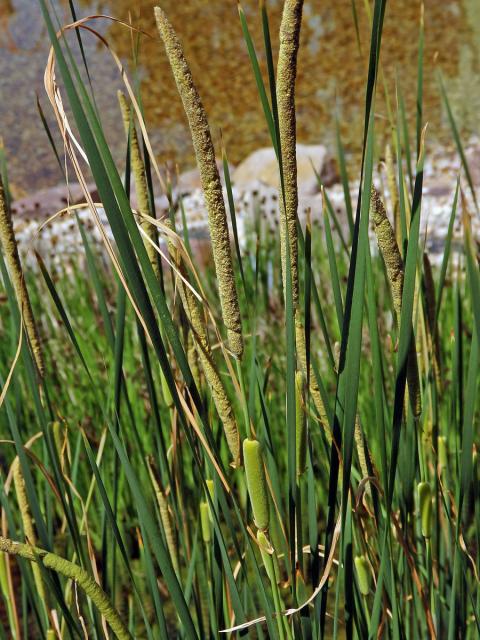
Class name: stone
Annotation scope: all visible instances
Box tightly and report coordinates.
[232,144,338,195]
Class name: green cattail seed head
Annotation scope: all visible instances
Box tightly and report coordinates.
[354,555,371,596]
[418,482,433,538]
[200,502,211,544]
[206,479,214,522]
[243,438,269,531]
[438,436,447,470]
[206,479,214,500]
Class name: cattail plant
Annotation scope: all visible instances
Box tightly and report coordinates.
[0,535,131,639]
[200,502,211,544]
[438,435,447,471]
[276,0,304,310]
[205,478,214,519]
[0,176,44,377]
[155,6,243,359]
[276,0,339,461]
[418,481,433,539]
[354,554,371,597]
[243,438,269,531]
[2,1,478,637]
[371,186,422,417]
[187,329,202,391]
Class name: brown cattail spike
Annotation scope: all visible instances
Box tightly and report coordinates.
[0,176,44,377]
[155,7,243,359]
[277,0,304,309]
[371,186,422,418]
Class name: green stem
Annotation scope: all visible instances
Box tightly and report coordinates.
[0,536,132,640]
[236,359,251,440]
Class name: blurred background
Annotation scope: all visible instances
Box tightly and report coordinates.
[1,0,479,198]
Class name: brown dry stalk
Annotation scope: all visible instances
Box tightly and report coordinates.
[0,177,44,377]
[167,233,240,466]
[277,0,304,309]
[117,91,161,282]
[155,7,243,358]
[371,186,422,417]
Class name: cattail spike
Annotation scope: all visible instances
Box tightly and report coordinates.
[0,177,44,377]
[243,438,269,531]
[155,7,243,358]
[418,481,433,538]
[0,535,131,639]
[354,555,371,596]
[277,0,304,309]
[200,502,211,544]
[371,186,422,418]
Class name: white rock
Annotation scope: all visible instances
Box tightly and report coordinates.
[232,144,336,195]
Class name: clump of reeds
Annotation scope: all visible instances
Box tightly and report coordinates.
[2,2,477,638]
[0,176,44,377]
[155,6,243,359]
